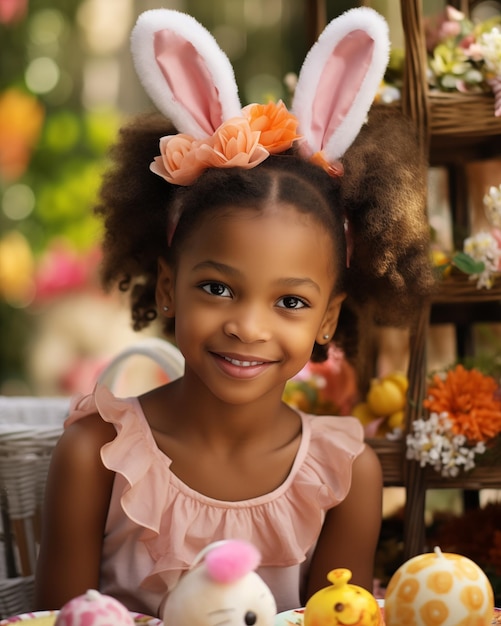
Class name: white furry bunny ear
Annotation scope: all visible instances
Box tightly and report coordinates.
[130,9,242,138]
[292,7,390,165]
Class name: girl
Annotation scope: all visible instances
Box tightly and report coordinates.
[35,7,435,617]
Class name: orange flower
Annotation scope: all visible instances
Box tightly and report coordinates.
[197,117,269,169]
[424,364,501,442]
[150,134,206,186]
[243,100,301,154]
[0,88,44,181]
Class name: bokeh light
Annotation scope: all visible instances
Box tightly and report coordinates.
[28,9,66,46]
[2,184,36,221]
[25,57,60,94]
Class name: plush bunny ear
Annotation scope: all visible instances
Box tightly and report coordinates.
[292,7,390,162]
[131,9,242,138]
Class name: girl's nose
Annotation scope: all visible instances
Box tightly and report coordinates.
[223,305,272,343]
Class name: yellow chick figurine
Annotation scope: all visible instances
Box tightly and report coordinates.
[304,569,382,626]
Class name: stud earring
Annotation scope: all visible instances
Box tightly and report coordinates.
[163,306,169,312]
[323,334,329,340]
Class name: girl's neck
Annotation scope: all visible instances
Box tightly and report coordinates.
[177,373,290,439]
[144,371,299,451]
[140,375,303,500]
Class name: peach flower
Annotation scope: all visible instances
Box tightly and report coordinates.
[150,134,206,186]
[243,100,301,154]
[197,117,269,169]
[150,101,301,186]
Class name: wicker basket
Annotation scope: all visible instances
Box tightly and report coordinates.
[398,0,501,153]
[427,91,501,138]
[0,399,69,619]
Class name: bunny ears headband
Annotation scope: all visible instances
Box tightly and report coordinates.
[130,7,390,187]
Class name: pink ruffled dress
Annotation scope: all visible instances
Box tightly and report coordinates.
[66,384,365,617]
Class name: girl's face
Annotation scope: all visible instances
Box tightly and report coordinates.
[157,203,345,406]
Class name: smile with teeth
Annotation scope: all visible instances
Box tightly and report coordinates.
[222,356,265,367]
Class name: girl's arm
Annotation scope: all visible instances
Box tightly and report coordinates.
[305,444,383,599]
[34,414,116,610]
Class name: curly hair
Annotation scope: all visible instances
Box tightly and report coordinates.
[94,106,436,366]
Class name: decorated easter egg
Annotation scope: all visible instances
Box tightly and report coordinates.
[55,589,134,626]
[384,546,494,626]
[304,568,382,626]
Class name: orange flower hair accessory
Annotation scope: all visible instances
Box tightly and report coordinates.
[150,101,301,186]
[132,8,390,185]
[243,101,301,155]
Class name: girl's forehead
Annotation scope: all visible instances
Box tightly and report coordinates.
[179,203,337,281]
[195,202,327,234]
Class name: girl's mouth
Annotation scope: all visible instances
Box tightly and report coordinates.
[212,352,273,379]
[222,356,265,367]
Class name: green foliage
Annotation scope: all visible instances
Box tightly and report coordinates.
[451,251,486,275]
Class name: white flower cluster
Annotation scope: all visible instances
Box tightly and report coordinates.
[484,184,501,228]
[463,230,501,288]
[406,412,486,477]
[478,28,501,76]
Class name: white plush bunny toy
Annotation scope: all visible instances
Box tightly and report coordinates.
[162,540,277,626]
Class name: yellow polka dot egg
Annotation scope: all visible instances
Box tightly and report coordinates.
[384,546,494,626]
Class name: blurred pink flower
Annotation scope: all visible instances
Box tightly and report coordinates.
[34,243,101,301]
[424,5,465,52]
[294,345,358,415]
[439,20,461,41]
[0,0,27,24]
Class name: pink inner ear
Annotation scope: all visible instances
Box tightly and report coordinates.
[311,30,375,150]
[154,30,224,136]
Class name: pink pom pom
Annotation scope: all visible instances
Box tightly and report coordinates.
[205,540,261,583]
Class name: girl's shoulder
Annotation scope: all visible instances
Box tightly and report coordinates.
[292,411,366,500]
[64,383,171,473]
[300,412,365,460]
[66,383,147,429]
[63,383,158,458]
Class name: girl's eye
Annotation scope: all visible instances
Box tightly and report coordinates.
[201,282,232,298]
[278,296,307,309]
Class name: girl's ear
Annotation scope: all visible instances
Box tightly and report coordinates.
[292,7,389,163]
[317,292,346,345]
[156,257,176,318]
[130,9,241,138]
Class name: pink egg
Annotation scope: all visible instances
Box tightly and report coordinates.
[384,547,494,626]
[55,589,134,626]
